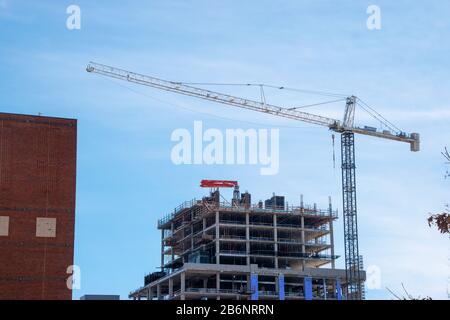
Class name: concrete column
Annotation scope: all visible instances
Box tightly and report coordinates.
[301,215,306,270]
[327,189,335,270]
[149,285,154,300]
[245,213,250,265]
[180,272,186,300]
[329,220,335,269]
[323,278,327,300]
[215,211,220,264]
[332,279,337,299]
[161,229,165,269]
[216,272,221,300]
[191,224,194,250]
[273,214,278,269]
[171,223,175,262]
[156,284,161,300]
[169,278,173,298]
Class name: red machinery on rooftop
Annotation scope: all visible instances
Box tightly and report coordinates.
[200,180,238,188]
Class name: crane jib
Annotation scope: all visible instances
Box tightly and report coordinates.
[87,63,338,128]
[86,62,419,152]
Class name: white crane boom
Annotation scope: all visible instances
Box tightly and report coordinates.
[86,62,338,127]
[86,62,419,151]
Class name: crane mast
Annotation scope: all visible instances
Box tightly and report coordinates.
[86,62,420,300]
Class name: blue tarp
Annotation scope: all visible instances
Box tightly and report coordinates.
[304,277,313,300]
[336,279,342,300]
[250,274,259,300]
[278,274,285,300]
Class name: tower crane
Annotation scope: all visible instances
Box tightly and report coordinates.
[86,62,420,300]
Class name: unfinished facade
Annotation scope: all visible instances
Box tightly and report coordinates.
[130,185,365,300]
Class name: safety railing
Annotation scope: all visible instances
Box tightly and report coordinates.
[184,288,241,294]
[277,238,303,244]
[220,234,247,240]
[277,252,339,259]
[219,219,246,225]
[250,236,275,241]
[259,291,277,296]
[158,199,199,227]
[219,250,247,255]
[158,199,338,228]
[217,202,338,218]
[285,291,304,297]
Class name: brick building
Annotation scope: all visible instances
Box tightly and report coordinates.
[0,113,77,300]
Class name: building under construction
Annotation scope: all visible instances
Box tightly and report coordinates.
[129,181,365,300]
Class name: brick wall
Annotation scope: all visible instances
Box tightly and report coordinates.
[0,113,76,300]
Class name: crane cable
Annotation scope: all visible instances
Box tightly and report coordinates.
[288,98,347,110]
[259,85,267,106]
[188,83,404,133]
[356,98,402,133]
[176,81,348,111]
[94,73,323,130]
[176,82,349,98]
[97,72,403,135]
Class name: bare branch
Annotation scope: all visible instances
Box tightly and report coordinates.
[443,147,450,178]
[386,287,403,300]
[442,147,450,163]
[401,283,414,300]
[388,285,432,300]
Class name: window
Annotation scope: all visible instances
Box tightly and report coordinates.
[36,217,57,238]
[0,216,9,236]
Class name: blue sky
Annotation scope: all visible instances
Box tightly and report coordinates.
[1,0,449,300]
